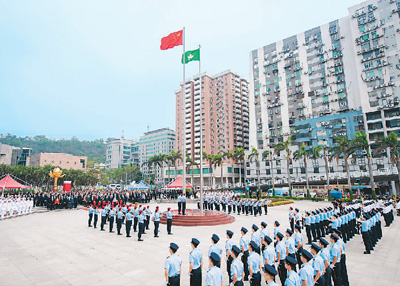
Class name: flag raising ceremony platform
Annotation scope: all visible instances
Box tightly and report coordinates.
[160,209,235,226]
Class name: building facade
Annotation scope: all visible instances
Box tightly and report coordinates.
[174,70,249,187]
[248,0,400,191]
[138,128,175,185]
[28,153,87,170]
[105,138,139,169]
[0,143,31,166]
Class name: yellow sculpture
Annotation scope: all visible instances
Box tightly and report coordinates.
[49,167,65,192]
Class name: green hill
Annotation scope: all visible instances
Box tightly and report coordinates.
[0,134,106,163]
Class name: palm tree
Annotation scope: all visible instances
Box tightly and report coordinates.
[329,136,357,199]
[226,150,236,188]
[309,145,328,192]
[352,131,376,199]
[262,149,274,194]
[234,147,246,187]
[164,154,173,185]
[154,154,168,187]
[186,153,199,186]
[212,153,224,190]
[169,150,182,179]
[248,148,261,197]
[293,143,310,194]
[374,132,400,196]
[203,151,214,188]
[141,155,156,183]
[273,136,293,196]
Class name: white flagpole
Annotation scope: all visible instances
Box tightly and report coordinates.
[199,44,204,212]
[182,27,187,196]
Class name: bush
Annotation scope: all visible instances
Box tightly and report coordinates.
[268,200,294,207]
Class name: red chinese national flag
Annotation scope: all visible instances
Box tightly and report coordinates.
[160,30,183,50]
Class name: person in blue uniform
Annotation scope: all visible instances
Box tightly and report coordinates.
[182,195,187,215]
[240,227,250,281]
[273,221,280,247]
[208,234,223,258]
[304,212,312,245]
[167,207,173,235]
[116,208,124,235]
[248,241,262,286]
[329,234,342,286]
[333,229,349,286]
[125,210,133,237]
[138,210,145,241]
[178,194,182,215]
[231,245,244,286]
[164,243,182,286]
[189,238,202,286]
[319,238,331,286]
[299,249,314,286]
[154,206,160,237]
[357,215,371,254]
[263,264,278,286]
[225,230,234,283]
[108,207,115,233]
[206,252,223,286]
[145,205,151,230]
[310,243,325,286]
[275,232,287,285]
[251,224,261,245]
[93,206,99,228]
[285,229,296,260]
[294,224,303,268]
[100,207,107,231]
[88,205,93,227]
[284,256,301,286]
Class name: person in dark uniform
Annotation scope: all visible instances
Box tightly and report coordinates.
[189,238,202,286]
[164,243,182,286]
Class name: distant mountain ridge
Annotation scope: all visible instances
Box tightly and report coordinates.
[0,134,106,163]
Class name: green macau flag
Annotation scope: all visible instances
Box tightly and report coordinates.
[181,48,200,64]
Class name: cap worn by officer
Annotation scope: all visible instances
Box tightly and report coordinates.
[311,243,321,252]
[250,241,258,251]
[320,238,329,247]
[212,234,220,243]
[295,208,299,212]
[295,224,301,230]
[264,235,272,244]
[170,243,179,251]
[232,245,241,256]
[264,264,278,276]
[261,222,267,228]
[301,249,313,261]
[227,230,234,236]
[285,256,297,267]
[277,232,284,240]
[241,227,248,233]
[331,234,339,241]
[286,228,293,235]
[210,252,221,263]
[191,238,200,247]
[333,229,342,235]
[275,221,280,226]
[252,224,259,231]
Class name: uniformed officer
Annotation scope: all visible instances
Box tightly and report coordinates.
[310,243,325,286]
[109,207,115,233]
[248,241,262,286]
[262,236,275,270]
[167,207,174,235]
[138,210,145,241]
[357,215,371,254]
[319,238,332,286]
[299,250,314,286]
[260,222,270,244]
[93,206,99,228]
[145,205,151,230]
[178,194,182,215]
[289,207,295,232]
[329,234,342,286]
[164,243,182,286]
[226,230,234,283]
[116,208,124,235]
[208,234,223,258]
[273,221,280,246]
[231,245,244,286]
[189,238,203,286]
[304,212,312,245]
[275,232,287,285]
[240,227,250,281]
[182,195,187,215]
[294,224,303,268]
[333,229,349,286]
[285,229,296,260]
[133,205,139,232]
[88,205,93,227]
[285,256,301,286]
[100,207,107,231]
[206,252,223,286]
[125,210,133,237]
[263,264,278,286]
[154,206,160,237]
[251,224,261,245]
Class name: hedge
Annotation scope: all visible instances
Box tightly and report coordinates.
[268,200,294,207]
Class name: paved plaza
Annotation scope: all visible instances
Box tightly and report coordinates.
[0,200,400,286]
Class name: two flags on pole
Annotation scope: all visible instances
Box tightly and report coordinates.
[160,29,200,64]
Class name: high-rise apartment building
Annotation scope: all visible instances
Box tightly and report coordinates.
[175,70,249,187]
[138,128,175,185]
[248,0,400,191]
[105,138,139,169]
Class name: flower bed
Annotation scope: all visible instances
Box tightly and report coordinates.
[268,200,294,207]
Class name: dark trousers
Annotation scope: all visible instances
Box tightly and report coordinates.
[290,218,294,232]
[311,224,317,241]
[146,215,150,229]
[126,220,132,237]
[341,254,349,286]
[109,217,114,232]
[324,266,332,286]
[316,275,326,286]
[250,272,261,286]
[178,202,182,214]
[154,221,159,237]
[88,213,93,226]
[169,275,180,286]
[306,225,312,244]
[138,222,144,240]
[278,261,287,285]
[227,256,233,282]
[133,217,138,232]
[264,205,268,215]
[362,231,371,252]
[100,216,106,230]
[117,218,122,234]
[93,214,98,228]
[182,202,186,215]
[234,280,244,286]
[242,251,249,280]
[190,267,201,286]
[167,218,172,234]
[332,263,342,286]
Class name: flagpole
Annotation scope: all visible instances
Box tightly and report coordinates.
[198,44,204,212]
[182,27,187,197]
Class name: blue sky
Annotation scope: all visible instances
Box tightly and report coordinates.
[0,0,362,141]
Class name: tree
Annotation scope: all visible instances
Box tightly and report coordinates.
[234,147,246,187]
[169,150,182,179]
[293,143,310,195]
[203,151,215,188]
[352,131,376,199]
[374,132,400,196]
[273,136,293,196]
[329,136,357,199]
[226,150,236,188]
[186,153,199,186]
[164,154,173,185]
[262,149,274,195]
[212,153,224,190]
[248,148,261,197]
[309,145,327,195]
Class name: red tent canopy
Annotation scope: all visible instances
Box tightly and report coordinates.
[0,174,31,190]
[166,176,193,189]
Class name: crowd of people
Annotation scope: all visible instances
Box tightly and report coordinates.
[0,194,34,218]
